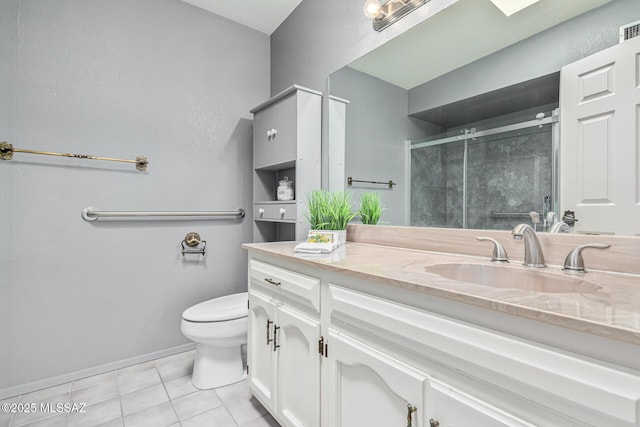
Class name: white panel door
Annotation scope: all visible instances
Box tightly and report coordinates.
[325,329,427,427]
[248,290,277,413]
[275,305,321,427]
[560,36,640,235]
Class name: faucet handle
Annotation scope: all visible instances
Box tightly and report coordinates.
[563,244,610,272]
[476,237,509,262]
[550,221,570,233]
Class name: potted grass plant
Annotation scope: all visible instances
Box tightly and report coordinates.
[357,192,383,225]
[305,189,331,230]
[305,190,356,245]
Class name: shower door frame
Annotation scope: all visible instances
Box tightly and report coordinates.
[408,108,560,229]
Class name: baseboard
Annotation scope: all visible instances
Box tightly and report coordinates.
[0,343,196,401]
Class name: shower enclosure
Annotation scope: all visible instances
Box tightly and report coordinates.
[410,109,559,231]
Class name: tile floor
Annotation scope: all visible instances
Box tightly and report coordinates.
[0,351,280,427]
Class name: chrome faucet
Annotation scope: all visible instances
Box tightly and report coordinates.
[550,221,570,233]
[563,243,610,272]
[512,223,546,267]
[476,237,509,262]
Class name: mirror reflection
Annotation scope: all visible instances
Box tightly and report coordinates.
[329,0,639,235]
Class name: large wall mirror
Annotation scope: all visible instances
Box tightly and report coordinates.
[329,0,640,235]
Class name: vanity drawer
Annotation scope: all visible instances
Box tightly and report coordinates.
[253,93,297,169]
[250,259,320,312]
[254,202,296,222]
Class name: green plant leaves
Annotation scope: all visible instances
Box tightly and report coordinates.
[305,190,357,230]
[358,192,383,225]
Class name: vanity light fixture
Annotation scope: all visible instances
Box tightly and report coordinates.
[363,0,430,32]
[489,0,541,16]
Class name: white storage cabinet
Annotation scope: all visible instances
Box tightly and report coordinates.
[250,86,322,242]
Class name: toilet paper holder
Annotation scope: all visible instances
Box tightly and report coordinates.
[181,232,207,256]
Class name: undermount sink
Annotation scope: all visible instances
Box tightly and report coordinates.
[424,263,602,293]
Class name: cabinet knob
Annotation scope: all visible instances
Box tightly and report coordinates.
[258,208,264,216]
[266,128,278,139]
[429,419,440,427]
[279,208,286,215]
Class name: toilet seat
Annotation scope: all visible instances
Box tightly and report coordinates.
[182,292,247,322]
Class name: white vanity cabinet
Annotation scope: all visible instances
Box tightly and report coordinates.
[324,328,428,427]
[246,251,640,427]
[325,327,537,427]
[325,284,540,427]
[247,259,321,427]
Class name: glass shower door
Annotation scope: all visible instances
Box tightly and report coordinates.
[466,124,553,230]
[410,111,556,231]
[410,139,464,228]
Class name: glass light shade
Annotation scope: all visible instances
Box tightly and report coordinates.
[363,0,382,19]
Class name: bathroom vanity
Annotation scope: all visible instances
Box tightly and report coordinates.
[243,225,640,427]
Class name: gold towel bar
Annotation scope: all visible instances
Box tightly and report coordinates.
[347,176,396,189]
[0,142,148,171]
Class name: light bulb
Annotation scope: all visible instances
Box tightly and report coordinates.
[363,0,382,19]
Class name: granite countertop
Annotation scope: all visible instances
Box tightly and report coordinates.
[243,241,640,345]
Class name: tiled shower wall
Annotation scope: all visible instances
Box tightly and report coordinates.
[411,122,553,230]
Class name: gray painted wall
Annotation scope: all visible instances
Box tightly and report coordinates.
[408,0,640,114]
[0,0,269,396]
[270,0,459,96]
[330,67,437,225]
[273,0,638,102]
[271,0,459,188]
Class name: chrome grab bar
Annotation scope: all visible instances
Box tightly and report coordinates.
[82,207,245,221]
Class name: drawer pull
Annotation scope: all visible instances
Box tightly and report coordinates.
[258,208,265,216]
[273,325,280,351]
[264,278,281,287]
[406,404,417,427]
[279,208,286,215]
[266,320,273,344]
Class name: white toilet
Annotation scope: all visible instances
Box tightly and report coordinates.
[181,291,248,389]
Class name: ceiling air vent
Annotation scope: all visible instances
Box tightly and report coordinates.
[620,20,640,43]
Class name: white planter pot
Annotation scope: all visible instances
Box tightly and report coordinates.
[328,230,347,246]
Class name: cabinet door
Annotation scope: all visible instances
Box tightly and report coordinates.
[248,290,277,412]
[325,329,427,427]
[427,379,535,427]
[275,306,321,427]
[254,93,297,169]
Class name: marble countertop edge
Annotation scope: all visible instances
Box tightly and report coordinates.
[242,241,640,346]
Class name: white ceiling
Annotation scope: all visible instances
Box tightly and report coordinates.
[349,0,612,89]
[180,0,302,35]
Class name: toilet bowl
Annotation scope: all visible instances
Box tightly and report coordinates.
[181,291,248,389]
